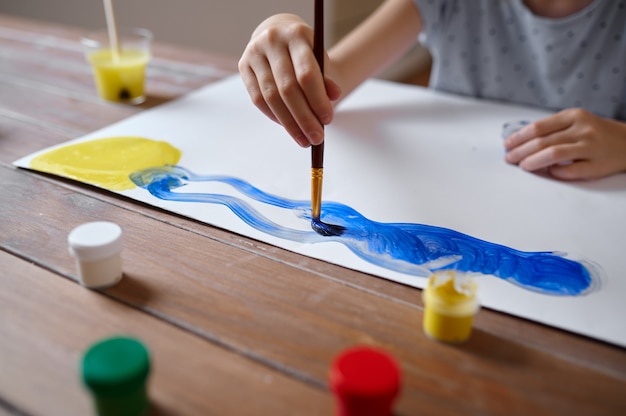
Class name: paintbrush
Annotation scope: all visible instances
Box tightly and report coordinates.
[103,0,121,64]
[310,0,325,224]
[310,0,345,237]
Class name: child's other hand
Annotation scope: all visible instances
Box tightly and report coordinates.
[238,14,341,148]
[504,108,626,180]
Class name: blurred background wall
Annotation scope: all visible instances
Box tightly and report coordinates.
[0,0,430,82]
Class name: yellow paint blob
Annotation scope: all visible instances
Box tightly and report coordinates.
[87,49,150,103]
[30,137,181,191]
[422,271,479,344]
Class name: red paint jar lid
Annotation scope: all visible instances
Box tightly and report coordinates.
[330,346,401,416]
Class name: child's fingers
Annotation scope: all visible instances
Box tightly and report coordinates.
[504,111,574,150]
[245,59,313,146]
[549,160,595,181]
[263,46,324,144]
[505,129,575,165]
[515,141,582,172]
[240,66,279,124]
[325,77,342,102]
[289,41,334,126]
[241,42,319,146]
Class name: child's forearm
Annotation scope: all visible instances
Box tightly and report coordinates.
[329,0,422,99]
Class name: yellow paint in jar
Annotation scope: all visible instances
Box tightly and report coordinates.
[87,49,150,104]
[29,136,181,191]
[422,271,479,344]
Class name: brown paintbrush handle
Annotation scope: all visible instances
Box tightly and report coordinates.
[311,0,325,219]
[313,0,324,74]
[312,0,325,169]
[312,142,324,168]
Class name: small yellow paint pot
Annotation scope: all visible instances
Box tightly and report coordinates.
[81,28,153,105]
[422,272,479,344]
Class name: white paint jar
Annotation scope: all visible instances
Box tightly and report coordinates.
[68,221,123,288]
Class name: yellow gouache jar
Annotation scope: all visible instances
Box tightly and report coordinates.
[81,28,152,104]
[422,272,479,344]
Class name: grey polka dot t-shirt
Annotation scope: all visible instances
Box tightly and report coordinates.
[413,0,626,120]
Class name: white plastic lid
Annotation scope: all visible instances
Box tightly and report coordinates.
[68,221,123,261]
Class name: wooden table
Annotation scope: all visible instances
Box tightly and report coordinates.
[1,13,625,416]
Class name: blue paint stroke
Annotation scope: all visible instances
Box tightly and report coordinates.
[130,165,599,297]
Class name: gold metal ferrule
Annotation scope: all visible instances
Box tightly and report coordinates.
[311,167,323,220]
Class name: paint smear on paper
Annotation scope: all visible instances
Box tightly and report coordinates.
[130,165,599,297]
[30,137,599,297]
[29,136,181,191]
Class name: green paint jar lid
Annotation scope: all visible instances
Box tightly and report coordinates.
[82,336,151,416]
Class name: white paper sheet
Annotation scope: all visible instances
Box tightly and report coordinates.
[14,75,626,347]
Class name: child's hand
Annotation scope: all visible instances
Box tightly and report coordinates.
[504,109,626,180]
[238,14,341,147]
